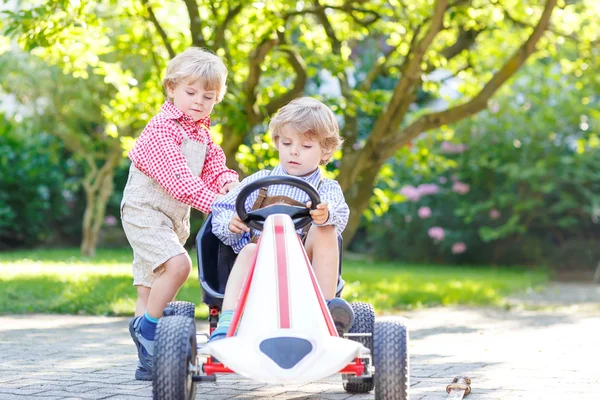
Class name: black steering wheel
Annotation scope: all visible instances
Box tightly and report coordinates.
[235,175,321,231]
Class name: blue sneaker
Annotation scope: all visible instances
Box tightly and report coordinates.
[208,324,229,343]
[327,298,355,337]
[134,360,152,381]
[129,316,155,380]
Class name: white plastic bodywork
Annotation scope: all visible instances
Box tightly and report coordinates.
[200,214,367,384]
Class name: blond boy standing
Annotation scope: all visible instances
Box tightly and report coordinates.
[121,47,238,380]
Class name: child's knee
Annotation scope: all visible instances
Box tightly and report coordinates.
[236,243,257,270]
[165,253,192,280]
[310,224,337,241]
[239,243,257,256]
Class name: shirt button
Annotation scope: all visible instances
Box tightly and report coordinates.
[175,174,181,179]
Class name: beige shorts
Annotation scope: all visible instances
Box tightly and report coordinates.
[121,199,190,287]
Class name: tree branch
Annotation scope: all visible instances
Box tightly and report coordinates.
[312,0,358,143]
[243,36,278,125]
[183,0,206,47]
[424,27,482,73]
[142,0,175,59]
[264,32,308,115]
[312,0,352,98]
[358,44,397,92]
[381,0,558,161]
[371,0,448,141]
[357,21,426,93]
[503,7,578,43]
[327,5,382,26]
[214,4,243,50]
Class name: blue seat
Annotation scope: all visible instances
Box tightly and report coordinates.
[195,213,345,309]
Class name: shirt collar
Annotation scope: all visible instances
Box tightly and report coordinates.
[273,164,322,187]
[160,101,211,129]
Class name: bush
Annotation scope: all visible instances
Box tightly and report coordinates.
[353,62,600,269]
[0,116,81,249]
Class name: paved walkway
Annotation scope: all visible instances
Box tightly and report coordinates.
[1,283,599,399]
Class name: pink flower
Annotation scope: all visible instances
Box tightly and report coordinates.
[488,100,500,114]
[451,242,467,254]
[428,226,445,242]
[418,207,432,219]
[441,141,467,154]
[438,176,447,184]
[452,181,470,195]
[104,215,118,226]
[489,208,501,220]
[400,185,420,202]
[417,183,439,196]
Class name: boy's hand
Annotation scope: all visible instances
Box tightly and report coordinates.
[229,213,250,234]
[306,201,329,225]
[220,181,240,194]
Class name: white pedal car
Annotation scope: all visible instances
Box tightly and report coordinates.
[152,176,409,400]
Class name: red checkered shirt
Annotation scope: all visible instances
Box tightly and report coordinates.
[128,101,239,214]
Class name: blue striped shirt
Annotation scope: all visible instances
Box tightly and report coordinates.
[211,164,350,253]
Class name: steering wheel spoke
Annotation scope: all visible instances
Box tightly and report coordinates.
[235,176,321,231]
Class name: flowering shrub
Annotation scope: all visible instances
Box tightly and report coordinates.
[352,63,600,268]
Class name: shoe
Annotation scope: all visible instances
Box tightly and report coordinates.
[129,316,155,380]
[208,332,227,343]
[327,298,355,337]
[135,360,152,381]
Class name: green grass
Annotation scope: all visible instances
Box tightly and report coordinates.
[0,248,548,318]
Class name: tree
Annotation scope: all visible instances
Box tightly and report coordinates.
[4,0,596,250]
[0,51,134,255]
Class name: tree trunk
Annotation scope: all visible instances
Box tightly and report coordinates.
[81,167,115,257]
[594,260,600,284]
[80,149,120,257]
[339,155,386,246]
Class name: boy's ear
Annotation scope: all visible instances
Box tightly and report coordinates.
[321,147,334,162]
[166,82,176,98]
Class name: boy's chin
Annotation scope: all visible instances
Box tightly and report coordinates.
[283,165,317,177]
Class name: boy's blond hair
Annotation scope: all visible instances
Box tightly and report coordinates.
[269,97,343,165]
[163,47,228,103]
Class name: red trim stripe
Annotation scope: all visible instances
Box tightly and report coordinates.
[297,235,338,336]
[274,216,291,329]
[227,235,261,337]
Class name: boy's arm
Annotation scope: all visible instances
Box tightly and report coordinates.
[211,188,248,251]
[133,121,219,214]
[211,170,271,253]
[315,180,350,236]
[201,135,239,193]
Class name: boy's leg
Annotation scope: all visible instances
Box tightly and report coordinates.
[305,225,354,336]
[135,286,150,316]
[145,253,192,318]
[209,243,257,341]
[129,253,192,380]
[304,225,339,300]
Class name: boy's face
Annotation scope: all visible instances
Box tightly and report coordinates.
[168,79,218,122]
[276,125,332,177]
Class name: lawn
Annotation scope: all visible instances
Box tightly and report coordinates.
[0,248,548,318]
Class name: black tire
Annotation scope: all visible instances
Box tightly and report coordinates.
[164,301,195,319]
[374,318,409,400]
[343,302,375,393]
[153,316,197,400]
